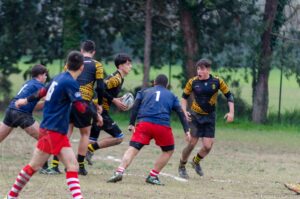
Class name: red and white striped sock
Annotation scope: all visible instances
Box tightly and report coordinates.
[116,167,125,174]
[8,164,36,198]
[66,171,83,199]
[149,169,159,177]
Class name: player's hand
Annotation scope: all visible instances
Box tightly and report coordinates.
[15,98,28,108]
[185,131,191,142]
[184,111,192,122]
[96,113,103,127]
[112,98,128,111]
[128,125,135,133]
[96,104,103,114]
[224,112,234,123]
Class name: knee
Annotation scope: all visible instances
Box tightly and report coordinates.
[203,143,213,153]
[115,137,123,145]
[166,150,174,156]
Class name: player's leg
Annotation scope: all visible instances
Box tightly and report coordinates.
[146,149,173,186]
[23,121,50,172]
[45,124,74,175]
[146,124,174,185]
[58,147,83,199]
[87,113,124,165]
[6,148,50,198]
[190,113,215,176]
[107,145,141,183]
[0,109,19,143]
[0,123,13,143]
[23,121,39,140]
[77,126,91,175]
[178,135,199,179]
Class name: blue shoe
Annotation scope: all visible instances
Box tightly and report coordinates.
[190,161,204,176]
[178,165,189,179]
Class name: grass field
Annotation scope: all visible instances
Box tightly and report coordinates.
[1,117,300,199]
[8,60,300,114]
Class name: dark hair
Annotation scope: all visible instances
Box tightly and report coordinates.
[31,64,48,78]
[155,74,168,88]
[196,58,212,68]
[114,53,132,68]
[81,40,96,53]
[66,51,84,71]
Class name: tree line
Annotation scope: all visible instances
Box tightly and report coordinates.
[1,0,300,123]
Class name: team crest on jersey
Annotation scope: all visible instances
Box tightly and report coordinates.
[75,92,81,98]
[212,84,216,90]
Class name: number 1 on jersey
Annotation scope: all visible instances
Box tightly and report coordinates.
[155,91,161,101]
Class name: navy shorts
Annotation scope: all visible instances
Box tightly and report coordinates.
[190,111,216,138]
[89,111,123,142]
[70,101,95,128]
[3,108,35,129]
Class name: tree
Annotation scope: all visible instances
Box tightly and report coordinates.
[252,0,288,123]
[143,0,153,88]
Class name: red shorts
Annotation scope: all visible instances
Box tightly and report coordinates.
[37,128,71,155]
[130,122,174,147]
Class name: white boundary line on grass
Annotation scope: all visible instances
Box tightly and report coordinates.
[105,155,188,183]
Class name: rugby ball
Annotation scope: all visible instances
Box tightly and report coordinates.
[121,92,134,110]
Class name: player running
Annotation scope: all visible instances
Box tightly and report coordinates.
[178,58,234,179]
[107,74,190,185]
[86,53,132,165]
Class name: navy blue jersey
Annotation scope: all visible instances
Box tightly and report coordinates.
[135,85,181,127]
[40,72,82,134]
[8,79,45,114]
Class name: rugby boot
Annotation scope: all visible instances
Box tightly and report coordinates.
[78,164,88,176]
[86,150,94,166]
[284,183,300,194]
[145,175,164,186]
[190,161,204,176]
[43,166,62,175]
[107,172,123,183]
[178,165,189,179]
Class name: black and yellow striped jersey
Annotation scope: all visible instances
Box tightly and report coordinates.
[182,75,234,115]
[101,70,124,111]
[76,57,104,101]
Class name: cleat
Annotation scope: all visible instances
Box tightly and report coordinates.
[78,166,88,176]
[107,172,123,183]
[178,165,189,179]
[284,183,300,194]
[39,168,49,174]
[190,161,204,176]
[145,175,164,186]
[4,195,18,199]
[42,167,61,175]
[86,151,94,166]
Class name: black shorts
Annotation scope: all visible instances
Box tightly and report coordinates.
[89,111,123,142]
[190,111,216,138]
[69,101,95,128]
[3,108,35,129]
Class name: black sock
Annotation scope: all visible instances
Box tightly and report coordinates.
[77,154,85,168]
[92,142,100,151]
[179,159,187,167]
